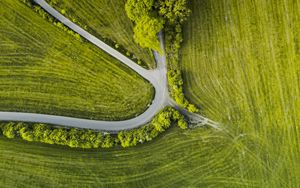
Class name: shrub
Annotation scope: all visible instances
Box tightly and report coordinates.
[125,0,155,21]
[118,107,188,148]
[125,0,163,51]
[133,15,164,53]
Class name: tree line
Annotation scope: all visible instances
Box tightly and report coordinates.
[0,107,187,149]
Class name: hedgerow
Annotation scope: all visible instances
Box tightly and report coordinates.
[118,106,187,147]
[0,107,187,149]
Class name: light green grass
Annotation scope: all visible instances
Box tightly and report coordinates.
[46,0,155,68]
[181,0,300,186]
[0,0,153,120]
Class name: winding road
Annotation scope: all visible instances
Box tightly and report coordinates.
[0,0,219,131]
[0,0,172,131]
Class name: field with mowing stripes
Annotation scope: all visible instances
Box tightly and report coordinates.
[0,127,274,187]
[45,0,155,68]
[181,0,300,186]
[0,0,153,120]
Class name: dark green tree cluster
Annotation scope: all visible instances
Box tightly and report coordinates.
[125,0,164,52]
[0,122,115,149]
[156,0,191,24]
[19,0,82,41]
[118,107,188,147]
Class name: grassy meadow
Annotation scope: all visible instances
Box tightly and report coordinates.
[0,0,154,120]
[181,0,300,186]
[0,126,280,187]
[45,0,155,68]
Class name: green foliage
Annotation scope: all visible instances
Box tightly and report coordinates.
[0,109,187,149]
[0,122,115,149]
[134,16,164,52]
[118,107,188,148]
[124,0,195,111]
[125,0,163,51]
[157,1,197,113]
[156,0,191,24]
[125,0,155,21]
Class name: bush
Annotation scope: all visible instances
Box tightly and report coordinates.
[118,107,187,148]
[133,16,164,52]
[125,0,163,51]
[156,0,191,24]
[125,0,155,21]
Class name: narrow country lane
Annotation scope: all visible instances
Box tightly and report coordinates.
[0,0,219,131]
[0,0,171,131]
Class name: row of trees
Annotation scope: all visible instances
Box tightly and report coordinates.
[0,107,187,149]
[0,122,114,148]
[165,25,198,113]
[158,0,198,112]
[118,106,187,147]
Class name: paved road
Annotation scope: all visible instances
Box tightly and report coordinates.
[0,0,172,131]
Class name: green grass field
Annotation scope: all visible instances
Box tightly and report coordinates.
[45,0,155,68]
[181,0,300,186]
[0,0,299,187]
[0,127,277,187]
[0,0,153,120]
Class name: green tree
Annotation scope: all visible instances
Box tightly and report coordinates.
[125,0,155,21]
[2,122,16,139]
[157,0,191,24]
[133,15,164,52]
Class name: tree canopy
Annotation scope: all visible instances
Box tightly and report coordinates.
[125,0,155,21]
[157,0,191,24]
[133,15,164,52]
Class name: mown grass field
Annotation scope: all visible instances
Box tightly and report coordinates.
[0,0,154,120]
[0,126,282,187]
[181,0,300,186]
[46,0,155,68]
